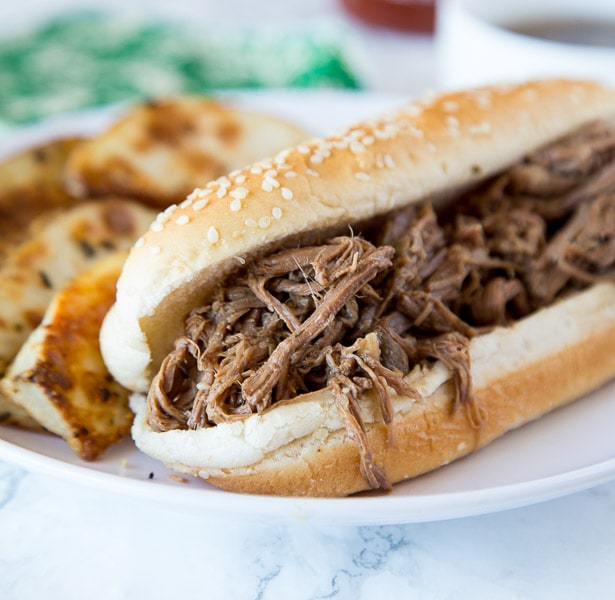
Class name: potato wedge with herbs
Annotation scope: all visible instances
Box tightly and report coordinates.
[65,97,309,208]
[0,252,133,459]
[0,137,85,260]
[0,199,155,429]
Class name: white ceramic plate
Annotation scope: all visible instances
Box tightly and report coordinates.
[1,90,615,526]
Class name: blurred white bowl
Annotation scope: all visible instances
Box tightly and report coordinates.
[436,0,615,89]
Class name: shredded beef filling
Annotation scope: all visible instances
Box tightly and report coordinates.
[147,119,615,490]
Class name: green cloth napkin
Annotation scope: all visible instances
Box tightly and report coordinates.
[0,11,363,128]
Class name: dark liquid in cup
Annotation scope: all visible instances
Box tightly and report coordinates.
[506,19,615,48]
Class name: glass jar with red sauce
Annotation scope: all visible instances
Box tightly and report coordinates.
[340,0,436,33]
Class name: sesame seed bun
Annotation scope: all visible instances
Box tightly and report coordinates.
[99,79,615,497]
[101,79,615,392]
[128,281,615,496]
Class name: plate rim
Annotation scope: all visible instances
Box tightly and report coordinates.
[1,90,614,525]
[3,429,615,525]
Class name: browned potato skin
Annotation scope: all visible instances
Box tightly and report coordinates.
[0,200,156,376]
[0,138,155,437]
[0,137,85,260]
[65,97,309,208]
[0,253,133,460]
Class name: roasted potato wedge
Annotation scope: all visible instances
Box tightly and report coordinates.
[0,252,133,459]
[65,97,309,207]
[0,199,156,429]
[0,137,85,259]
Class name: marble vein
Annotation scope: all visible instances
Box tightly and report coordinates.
[0,461,25,510]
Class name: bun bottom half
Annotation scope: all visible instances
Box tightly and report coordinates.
[130,283,615,497]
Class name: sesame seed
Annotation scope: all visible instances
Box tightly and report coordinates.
[374,124,398,140]
[297,144,311,154]
[192,198,209,211]
[259,216,271,228]
[250,166,263,174]
[259,160,274,171]
[149,245,161,255]
[355,172,370,181]
[362,135,375,146]
[218,176,231,188]
[262,179,275,192]
[179,198,193,209]
[272,206,282,219]
[230,198,242,212]
[207,226,219,244]
[230,187,249,200]
[234,174,246,184]
[495,83,514,94]
[235,256,246,265]
[150,221,164,232]
[285,171,297,178]
[404,104,423,117]
[264,169,278,178]
[468,121,492,136]
[306,169,319,177]
[158,204,178,222]
[384,154,396,168]
[134,237,144,248]
[275,149,291,162]
[186,188,201,201]
[446,115,460,128]
[350,140,366,154]
[187,188,207,201]
[473,93,492,109]
[442,100,459,113]
[310,154,324,164]
[216,186,228,199]
[244,218,257,228]
[376,154,384,168]
[175,215,190,225]
[281,187,293,200]
[423,90,444,105]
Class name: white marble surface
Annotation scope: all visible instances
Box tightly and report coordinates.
[2,460,615,599]
[2,1,615,598]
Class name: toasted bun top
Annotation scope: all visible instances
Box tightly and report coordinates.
[100,79,615,392]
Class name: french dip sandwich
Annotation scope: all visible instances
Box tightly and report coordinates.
[100,80,615,497]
